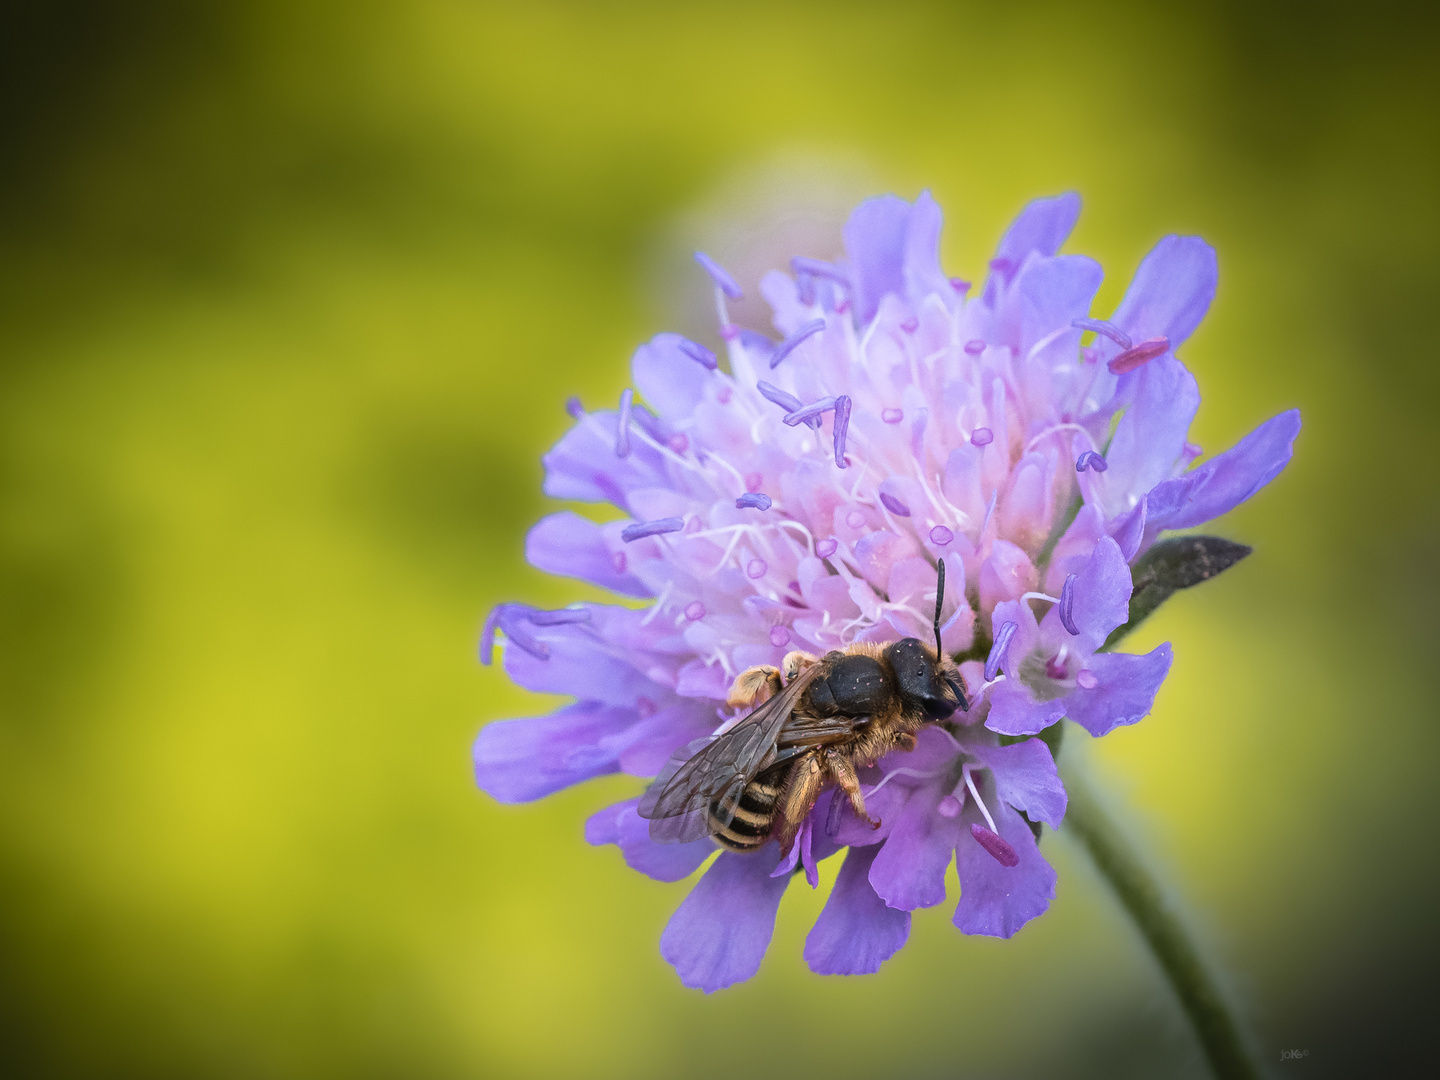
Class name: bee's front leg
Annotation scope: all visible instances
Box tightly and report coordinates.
[891,731,918,754]
[727,665,782,709]
[822,748,879,830]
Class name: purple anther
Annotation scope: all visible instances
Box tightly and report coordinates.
[756,381,803,413]
[783,395,838,427]
[684,600,706,621]
[790,256,848,284]
[1075,450,1108,473]
[879,492,912,518]
[815,537,839,559]
[950,277,972,294]
[985,620,1017,682]
[937,794,962,819]
[970,823,1020,867]
[900,316,919,334]
[621,517,685,543]
[565,396,585,419]
[694,251,743,299]
[1071,317,1133,351]
[769,318,826,369]
[668,433,689,454]
[833,395,852,468]
[964,339,986,356]
[635,695,658,718]
[528,607,591,627]
[929,525,954,546]
[881,407,903,424]
[611,551,627,573]
[845,510,865,529]
[677,336,718,370]
[834,298,850,314]
[720,324,739,341]
[769,625,791,647]
[483,604,549,663]
[989,257,1014,275]
[615,388,633,458]
[1108,336,1170,374]
[1076,669,1098,690]
[970,427,994,447]
[1058,573,1079,635]
[747,558,768,580]
[736,492,772,511]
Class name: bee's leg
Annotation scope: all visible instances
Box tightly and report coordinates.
[891,732,918,754]
[774,751,823,855]
[780,650,820,683]
[822,748,879,830]
[727,665,782,709]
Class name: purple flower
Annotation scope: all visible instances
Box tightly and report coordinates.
[474,190,1299,990]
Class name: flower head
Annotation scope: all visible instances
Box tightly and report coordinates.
[473,190,1300,991]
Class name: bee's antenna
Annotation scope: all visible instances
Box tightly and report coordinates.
[934,557,946,660]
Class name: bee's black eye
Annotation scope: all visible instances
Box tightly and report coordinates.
[884,638,958,720]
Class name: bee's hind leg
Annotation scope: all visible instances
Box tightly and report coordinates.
[822,748,879,830]
[727,665,782,709]
[774,751,823,855]
[781,650,820,683]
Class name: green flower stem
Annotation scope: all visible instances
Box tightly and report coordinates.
[1062,767,1263,1080]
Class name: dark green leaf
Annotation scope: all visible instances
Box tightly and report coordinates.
[1103,536,1252,650]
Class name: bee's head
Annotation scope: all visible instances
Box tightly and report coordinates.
[884,637,962,720]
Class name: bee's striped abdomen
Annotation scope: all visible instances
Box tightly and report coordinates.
[709,773,783,852]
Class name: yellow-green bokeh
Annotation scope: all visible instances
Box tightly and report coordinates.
[1,1,1436,1076]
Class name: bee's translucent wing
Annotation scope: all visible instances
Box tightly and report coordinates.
[637,664,822,844]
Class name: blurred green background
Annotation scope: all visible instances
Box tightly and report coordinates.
[1,1,1436,1076]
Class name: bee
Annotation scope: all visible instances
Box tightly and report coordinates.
[639,561,967,854]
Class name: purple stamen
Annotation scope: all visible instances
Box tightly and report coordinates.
[1076,669,1098,690]
[970,823,1020,867]
[735,492,772,511]
[1075,450,1108,473]
[937,794,962,818]
[677,337,718,370]
[970,427,994,447]
[900,316,919,334]
[747,558,768,579]
[565,396,585,419]
[668,433,689,453]
[815,537,838,559]
[491,604,549,662]
[879,492,912,518]
[756,380,803,412]
[964,339,986,356]
[790,256,848,283]
[684,600,705,621]
[949,278,972,294]
[845,510,865,529]
[769,625,791,647]
[794,271,816,306]
[929,525,954,545]
[833,395,851,468]
[1071,317,1133,350]
[694,251,743,299]
[783,395,838,427]
[478,605,502,665]
[528,607,591,626]
[1108,336,1170,374]
[769,318,826,369]
[985,620,1017,682]
[616,388,633,458]
[989,257,1014,275]
[621,517,684,543]
[881,407,903,424]
[1058,573,1079,635]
